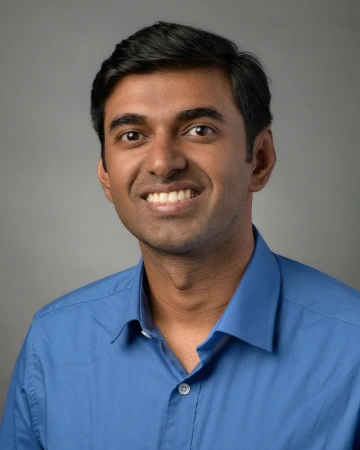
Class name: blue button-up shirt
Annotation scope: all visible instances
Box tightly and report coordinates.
[1,229,360,449]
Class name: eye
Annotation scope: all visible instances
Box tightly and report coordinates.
[186,125,214,137]
[119,131,144,141]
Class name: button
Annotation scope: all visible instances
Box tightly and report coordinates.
[141,330,151,338]
[178,383,191,395]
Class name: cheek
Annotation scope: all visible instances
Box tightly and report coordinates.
[106,155,141,199]
[201,152,248,195]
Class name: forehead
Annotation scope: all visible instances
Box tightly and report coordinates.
[104,66,241,126]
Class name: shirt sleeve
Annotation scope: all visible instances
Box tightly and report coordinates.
[0,327,42,450]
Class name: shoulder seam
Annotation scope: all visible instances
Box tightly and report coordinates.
[281,295,360,329]
[34,286,132,320]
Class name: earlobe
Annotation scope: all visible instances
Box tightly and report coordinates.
[97,157,114,203]
[249,128,276,193]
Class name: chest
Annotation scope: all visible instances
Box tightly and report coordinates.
[35,332,360,450]
[157,328,206,373]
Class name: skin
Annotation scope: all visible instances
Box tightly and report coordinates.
[98,67,276,372]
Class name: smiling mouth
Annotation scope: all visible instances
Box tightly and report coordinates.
[146,189,199,203]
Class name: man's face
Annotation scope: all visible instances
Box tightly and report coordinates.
[99,67,263,255]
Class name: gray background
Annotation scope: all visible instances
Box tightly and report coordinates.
[0,0,359,417]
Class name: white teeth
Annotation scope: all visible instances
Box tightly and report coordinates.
[168,192,178,203]
[146,189,197,203]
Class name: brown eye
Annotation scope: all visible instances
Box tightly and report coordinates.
[187,126,214,137]
[120,131,144,141]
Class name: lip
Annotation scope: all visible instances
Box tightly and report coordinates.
[139,181,203,200]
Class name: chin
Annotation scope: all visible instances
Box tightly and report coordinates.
[141,240,197,255]
[138,233,207,255]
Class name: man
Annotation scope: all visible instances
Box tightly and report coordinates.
[1,21,360,449]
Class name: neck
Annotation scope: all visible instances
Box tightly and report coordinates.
[140,226,254,334]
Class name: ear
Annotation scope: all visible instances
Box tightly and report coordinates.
[97,157,114,203]
[248,128,276,193]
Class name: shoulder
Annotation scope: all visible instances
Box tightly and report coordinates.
[274,254,360,326]
[33,265,138,321]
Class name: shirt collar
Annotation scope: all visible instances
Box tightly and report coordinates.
[110,261,144,344]
[213,227,280,352]
[111,226,281,352]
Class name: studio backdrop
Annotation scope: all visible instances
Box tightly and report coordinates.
[0,0,359,417]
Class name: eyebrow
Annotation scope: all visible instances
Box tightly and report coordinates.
[109,113,147,133]
[108,107,226,134]
[177,107,226,123]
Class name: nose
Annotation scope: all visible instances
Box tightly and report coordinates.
[144,133,187,179]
